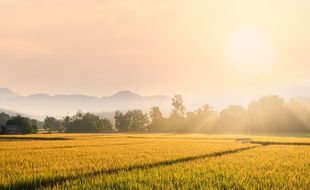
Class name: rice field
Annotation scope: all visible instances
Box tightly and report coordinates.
[0,134,309,189]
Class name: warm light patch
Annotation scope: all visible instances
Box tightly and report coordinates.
[225,28,274,74]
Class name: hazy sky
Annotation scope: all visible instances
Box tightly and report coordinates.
[1,0,310,102]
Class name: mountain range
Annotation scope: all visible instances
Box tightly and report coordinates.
[1,86,310,121]
[0,88,171,120]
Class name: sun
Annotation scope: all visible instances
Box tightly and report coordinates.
[225,27,274,74]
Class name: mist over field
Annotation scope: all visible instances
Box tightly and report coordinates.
[1,86,310,134]
[1,0,310,128]
[1,1,310,189]
[0,88,171,119]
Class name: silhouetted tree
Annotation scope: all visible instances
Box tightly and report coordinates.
[165,95,187,131]
[114,111,128,132]
[43,116,64,132]
[98,118,114,132]
[128,110,149,131]
[114,110,149,132]
[64,112,113,133]
[214,105,246,133]
[62,115,71,131]
[171,95,186,118]
[5,115,38,134]
[183,105,217,132]
[148,107,166,132]
[247,95,310,133]
[0,112,11,127]
[286,100,310,131]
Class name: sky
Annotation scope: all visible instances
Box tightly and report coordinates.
[1,0,310,105]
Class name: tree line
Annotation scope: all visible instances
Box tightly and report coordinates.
[1,95,310,134]
[0,114,38,134]
[41,95,310,134]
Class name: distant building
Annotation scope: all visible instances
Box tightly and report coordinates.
[1,125,25,134]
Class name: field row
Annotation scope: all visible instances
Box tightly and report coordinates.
[51,145,310,190]
[0,134,309,189]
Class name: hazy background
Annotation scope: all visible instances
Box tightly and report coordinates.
[1,0,310,111]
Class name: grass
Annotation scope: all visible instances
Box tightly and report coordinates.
[0,134,309,189]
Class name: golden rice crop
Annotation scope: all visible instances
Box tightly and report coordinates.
[51,145,310,190]
[0,134,251,189]
[0,134,309,189]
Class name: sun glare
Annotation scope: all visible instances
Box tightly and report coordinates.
[225,27,274,74]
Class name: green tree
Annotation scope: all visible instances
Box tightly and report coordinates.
[114,111,128,132]
[5,115,38,134]
[148,107,165,131]
[150,107,163,122]
[43,116,64,132]
[64,112,113,133]
[98,118,114,132]
[63,116,71,130]
[126,110,149,131]
[0,112,11,127]
[114,110,149,132]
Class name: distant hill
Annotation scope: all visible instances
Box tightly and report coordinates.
[0,88,171,120]
[0,107,37,119]
[0,108,20,116]
[0,88,19,99]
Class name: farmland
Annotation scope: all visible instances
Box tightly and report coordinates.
[0,134,309,189]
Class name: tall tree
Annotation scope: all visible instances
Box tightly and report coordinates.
[114,111,128,132]
[149,107,165,131]
[150,107,163,123]
[0,112,11,127]
[171,95,186,118]
[126,110,149,131]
